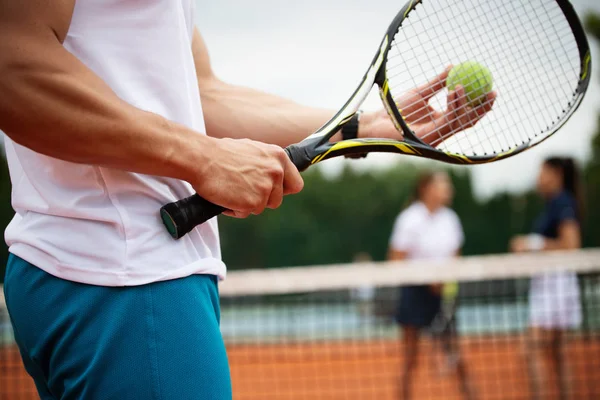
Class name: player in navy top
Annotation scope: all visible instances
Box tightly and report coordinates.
[510,157,583,400]
[533,190,579,238]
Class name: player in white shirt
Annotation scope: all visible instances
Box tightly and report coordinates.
[0,1,490,398]
[388,171,473,400]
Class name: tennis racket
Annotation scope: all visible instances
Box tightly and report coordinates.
[161,0,591,239]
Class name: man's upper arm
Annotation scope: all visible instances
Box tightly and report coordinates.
[0,0,76,135]
[0,0,75,44]
[192,28,218,86]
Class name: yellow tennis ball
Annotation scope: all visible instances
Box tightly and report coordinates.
[443,282,459,299]
[446,61,493,106]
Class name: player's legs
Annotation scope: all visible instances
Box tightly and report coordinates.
[527,327,562,400]
[445,317,475,400]
[453,351,476,400]
[528,272,581,400]
[399,325,420,400]
[4,254,232,400]
[551,272,580,400]
[395,285,441,400]
[430,305,475,400]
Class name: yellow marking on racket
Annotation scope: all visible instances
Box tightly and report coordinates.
[311,140,419,164]
[582,51,591,80]
[380,86,406,133]
[404,0,422,18]
[444,152,474,164]
[444,147,518,164]
[382,80,390,97]
[494,148,517,160]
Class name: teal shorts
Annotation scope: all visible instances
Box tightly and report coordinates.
[3,254,232,400]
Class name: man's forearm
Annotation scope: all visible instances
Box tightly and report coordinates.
[192,28,361,148]
[200,79,338,147]
[0,33,210,183]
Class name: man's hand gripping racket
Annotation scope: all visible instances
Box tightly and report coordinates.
[161,0,591,239]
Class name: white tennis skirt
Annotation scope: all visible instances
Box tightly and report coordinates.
[529,271,582,329]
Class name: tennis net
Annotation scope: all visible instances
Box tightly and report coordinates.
[1,249,600,400]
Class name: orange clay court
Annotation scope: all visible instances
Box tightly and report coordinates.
[2,335,599,400]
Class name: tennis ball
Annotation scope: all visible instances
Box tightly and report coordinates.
[443,282,459,300]
[446,61,493,106]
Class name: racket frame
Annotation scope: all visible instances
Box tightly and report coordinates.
[286,0,591,170]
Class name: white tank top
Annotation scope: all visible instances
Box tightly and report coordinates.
[4,0,226,286]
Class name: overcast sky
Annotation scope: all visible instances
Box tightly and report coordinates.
[195,0,600,199]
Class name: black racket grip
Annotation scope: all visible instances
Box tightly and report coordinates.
[160,194,226,239]
[161,146,314,239]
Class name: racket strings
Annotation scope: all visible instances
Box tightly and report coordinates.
[446,2,575,153]
[401,2,569,152]
[383,0,582,157]
[437,0,560,151]
[433,0,522,152]
[387,41,575,153]
[504,2,577,105]
[384,5,578,93]
[385,24,578,97]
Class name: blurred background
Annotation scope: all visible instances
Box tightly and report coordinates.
[1,1,600,400]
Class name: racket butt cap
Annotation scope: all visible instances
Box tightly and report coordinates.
[160,204,185,239]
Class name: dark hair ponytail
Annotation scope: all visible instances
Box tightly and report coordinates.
[544,157,584,220]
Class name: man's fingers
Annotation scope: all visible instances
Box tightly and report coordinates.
[282,157,304,196]
[260,152,303,211]
[266,177,284,210]
[437,87,458,133]
[412,71,496,146]
[454,85,469,118]
[464,91,497,126]
[445,86,457,111]
[479,91,497,115]
[417,65,452,101]
[444,85,464,126]
[199,139,305,220]
[223,210,251,219]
